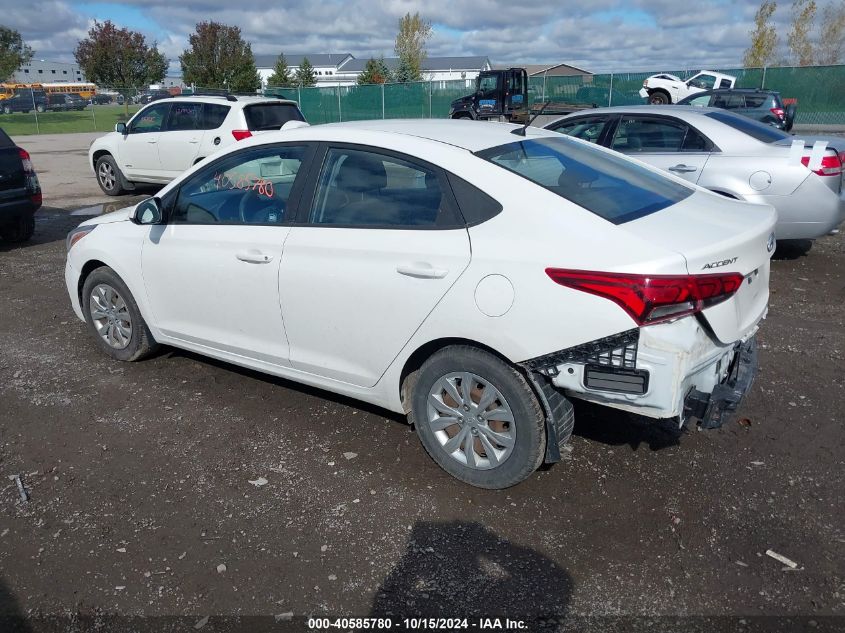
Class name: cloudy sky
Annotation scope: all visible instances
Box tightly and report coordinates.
[3,0,838,74]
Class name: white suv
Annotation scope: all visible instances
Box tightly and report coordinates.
[89,95,306,195]
[639,71,737,105]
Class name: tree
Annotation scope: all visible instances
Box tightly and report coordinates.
[394,12,432,82]
[74,20,167,115]
[180,21,260,93]
[816,2,845,65]
[294,57,316,87]
[0,26,34,82]
[743,1,779,67]
[787,0,817,65]
[267,52,293,88]
[357,56,391,84]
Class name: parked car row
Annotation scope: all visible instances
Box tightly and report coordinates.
[53,89,843,489]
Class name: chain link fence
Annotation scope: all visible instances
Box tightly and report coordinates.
[3,65,844,136]
[269,64,845,127]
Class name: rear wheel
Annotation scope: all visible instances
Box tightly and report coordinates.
[648,91,669,105]
[35,104,45,113]
[82,266,158,362]
[2,105,10,115]
[410,346,546,489]
[95,155,126,196]
[0,214,35,242]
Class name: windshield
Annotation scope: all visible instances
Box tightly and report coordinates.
[244,103,305,131]
[476,136,692,224]
[705,110,789,143]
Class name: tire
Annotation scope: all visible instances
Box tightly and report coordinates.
[2,106,10,115]
[648,91,669,105]
[452,113,473,120]
[81,266,158,362]
[95,155,126,196]
[36,104,45,113]
[409,346,547,489]
[0,214,35,242]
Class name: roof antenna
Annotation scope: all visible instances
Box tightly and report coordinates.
[512,100,551,136]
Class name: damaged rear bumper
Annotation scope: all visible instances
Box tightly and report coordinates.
[683,337,757,429]
[521,316,759,426]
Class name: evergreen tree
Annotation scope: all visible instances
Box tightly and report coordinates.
[357,56,391,84]
[267,52,293,87]
[295,57,316,87]
[180,21,260,93]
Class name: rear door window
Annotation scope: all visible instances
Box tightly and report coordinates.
[166,102,202,131]
[243,103,305,131]
[743,94,769,108]
[309,147,460,228]
[611,117,686,152]
[712,93,745,109]
[549,116,610,144]
[476,136,692,224]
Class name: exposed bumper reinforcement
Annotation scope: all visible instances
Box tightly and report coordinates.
[683,336,758,429]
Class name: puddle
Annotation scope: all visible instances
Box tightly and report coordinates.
[70,200,140,216]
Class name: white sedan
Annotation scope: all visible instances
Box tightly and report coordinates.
[65,120,776,488]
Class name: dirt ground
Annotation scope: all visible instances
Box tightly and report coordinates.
[0,134,843,632]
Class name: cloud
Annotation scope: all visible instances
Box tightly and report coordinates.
[6,0,842,74]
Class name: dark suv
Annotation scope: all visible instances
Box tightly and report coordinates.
[1,89,48,114]
[677,89,795,131]
[46,93,87,112]
[0,127,42,242]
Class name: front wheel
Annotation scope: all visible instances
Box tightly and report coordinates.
[648,91,669,105]
[95,155,126,196]
[82,266,158,362]
[35,104,45,113]
[410,346,547,489]
[2,106,10,115]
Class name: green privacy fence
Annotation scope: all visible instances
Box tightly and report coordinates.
[267,64,845,127]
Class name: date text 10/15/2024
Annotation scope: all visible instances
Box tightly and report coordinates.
[307,618,528,630]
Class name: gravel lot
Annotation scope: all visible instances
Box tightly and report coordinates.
[0,133,843,632]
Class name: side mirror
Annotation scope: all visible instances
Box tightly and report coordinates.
[130,197,163,225]
[115,122,127,134]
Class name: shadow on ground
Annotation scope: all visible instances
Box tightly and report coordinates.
[370,521,572,629]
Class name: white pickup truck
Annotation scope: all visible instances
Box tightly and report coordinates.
[639,71,737,104]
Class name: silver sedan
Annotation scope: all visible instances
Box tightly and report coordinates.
[544,106,845,241]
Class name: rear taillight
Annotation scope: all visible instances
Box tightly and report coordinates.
[30,192,42,206]
[231,129,252,141]
[545,269,744,326]
[770,107,785,120]
[801,153,843,176]
[19,148,34,173]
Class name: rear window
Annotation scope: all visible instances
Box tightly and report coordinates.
[476,136,692,224]
[705,110,789,143]
[244,103,305,131]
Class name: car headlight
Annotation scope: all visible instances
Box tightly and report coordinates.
[66,225,96,251]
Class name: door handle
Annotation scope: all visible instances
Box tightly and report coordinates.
[668,164,697,173]
[147,139,157,144]
[188,139,199,144]
[396,263,448,279]
[236,249,274,264]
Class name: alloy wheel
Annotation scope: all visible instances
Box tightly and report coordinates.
[426,372,516,470]
[89,284,132,349]
[98,162,116,191]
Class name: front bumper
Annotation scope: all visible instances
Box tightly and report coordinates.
[65,259,84,321]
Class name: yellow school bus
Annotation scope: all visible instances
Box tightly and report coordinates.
[41,82,97,99]
[0,83,43,100]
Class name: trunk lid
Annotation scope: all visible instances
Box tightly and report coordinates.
[623,190,777,343]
